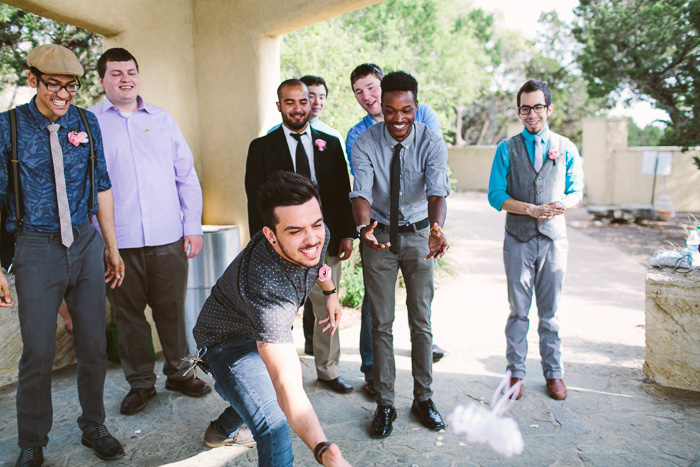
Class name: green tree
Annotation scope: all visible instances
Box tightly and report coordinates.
[572,0,700,147]
[626,118,666,147]
[280,0,492,143]
[459,11,606,147]
[0,4,102,109]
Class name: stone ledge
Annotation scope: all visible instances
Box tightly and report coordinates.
[644,268,700,392]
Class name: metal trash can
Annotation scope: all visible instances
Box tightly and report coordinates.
[185,225,240,354]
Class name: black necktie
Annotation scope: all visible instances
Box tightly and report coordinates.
[291,132,311,179]
[390,143,402,254]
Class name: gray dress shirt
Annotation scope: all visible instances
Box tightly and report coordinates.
[349,122,450,225]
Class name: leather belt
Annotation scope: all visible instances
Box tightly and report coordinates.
[375,217,429,234]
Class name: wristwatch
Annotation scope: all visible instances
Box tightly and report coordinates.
[356,224,368,234]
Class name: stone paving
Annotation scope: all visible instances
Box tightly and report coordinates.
[0,192,699,466]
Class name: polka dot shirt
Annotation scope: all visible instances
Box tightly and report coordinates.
[193,226,330,348]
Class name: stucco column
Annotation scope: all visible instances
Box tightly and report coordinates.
[582,118,628,205]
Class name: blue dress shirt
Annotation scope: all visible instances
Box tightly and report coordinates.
[488,126,584,211]
[0,99,111,233]
[349,122,450,225]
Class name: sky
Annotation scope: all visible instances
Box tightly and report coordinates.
[467,0,669,127]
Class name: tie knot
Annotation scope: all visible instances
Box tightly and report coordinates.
[291,132,304,142]
[47,123,60,133]
[394,143,403,154]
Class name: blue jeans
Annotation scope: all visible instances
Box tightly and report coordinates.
[203,337,294,467]
[359,243,373,381]
[359,294,373,381]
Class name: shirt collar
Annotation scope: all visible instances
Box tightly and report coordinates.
[521,125,550,145]
[381,122,416,150]
[104,95,150,116]
[281,122,310,140]
[27,96,78,130]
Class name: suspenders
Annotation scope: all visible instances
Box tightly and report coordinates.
[7,107,96,235]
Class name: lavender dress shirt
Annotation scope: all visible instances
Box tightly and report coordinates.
[89,97,203,249]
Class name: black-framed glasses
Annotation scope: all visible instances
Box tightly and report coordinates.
[34,73,81,93]
[518,104,548,115]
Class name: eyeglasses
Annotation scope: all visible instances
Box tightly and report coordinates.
[518,104,548,115]
[35,73,81,93]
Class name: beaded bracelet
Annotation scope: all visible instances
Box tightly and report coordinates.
[314,441,331,464]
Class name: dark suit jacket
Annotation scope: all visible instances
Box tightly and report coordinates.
[244,126,356,257]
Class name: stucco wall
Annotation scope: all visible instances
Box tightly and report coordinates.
[448,146,495,192]
[5,0,382,244]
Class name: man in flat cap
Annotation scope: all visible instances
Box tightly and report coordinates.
[0,44,125,466]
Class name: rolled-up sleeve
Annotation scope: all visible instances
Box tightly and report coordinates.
[487,140,511,211]
[424,135,450,198]
[349,134,374,205]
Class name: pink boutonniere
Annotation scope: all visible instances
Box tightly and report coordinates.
[68,131,88,146]
[314,139,326,152]
[318,264,331,281]
[548,148,561,165]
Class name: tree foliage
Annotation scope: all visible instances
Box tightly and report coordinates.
[459,11,606,147]
[281,0,492,143]
[572,0,700,147]
[0,4,102,109]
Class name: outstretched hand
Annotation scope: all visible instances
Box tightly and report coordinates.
[360,221,390,251]
[424,222,449,260]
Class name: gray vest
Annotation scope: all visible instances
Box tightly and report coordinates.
[505,131,569,242]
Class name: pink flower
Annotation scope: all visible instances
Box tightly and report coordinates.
[318,264,331,281]
[314,139,326,152]
[547,149,561,160]
[68,131,88,146]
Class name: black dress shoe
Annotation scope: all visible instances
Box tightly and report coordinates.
[363,380,378,397]
[165,376,212,397]
[432,344,447,363]
[15,447,43,467]
[370,404,397,439]
[318,376,353,394]
[411,399,446,431]
[81,425,125,461]
[120,387,157,415]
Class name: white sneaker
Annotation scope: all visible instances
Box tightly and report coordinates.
[204,422,255,448]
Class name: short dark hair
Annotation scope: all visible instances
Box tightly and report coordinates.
[277,79,307,101]
[380,71,418,102]
[300,75,328,95]
[517,79,551,107]
[97,48,139,79]
[258,171,322,232]
[350,63,384,88]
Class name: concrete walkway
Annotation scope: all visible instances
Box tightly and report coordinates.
[0,192,698,466]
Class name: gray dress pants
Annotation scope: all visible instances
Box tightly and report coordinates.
[14,222,107,448]
[363,226,435,405]
[503,231,568,379]
[106,238,191,389]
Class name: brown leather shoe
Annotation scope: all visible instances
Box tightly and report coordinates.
[120,387,157,415]
[546,378,567,400]
[509,377,523,400]
[165,376,212,397]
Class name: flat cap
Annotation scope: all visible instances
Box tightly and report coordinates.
[27,44,84,76]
